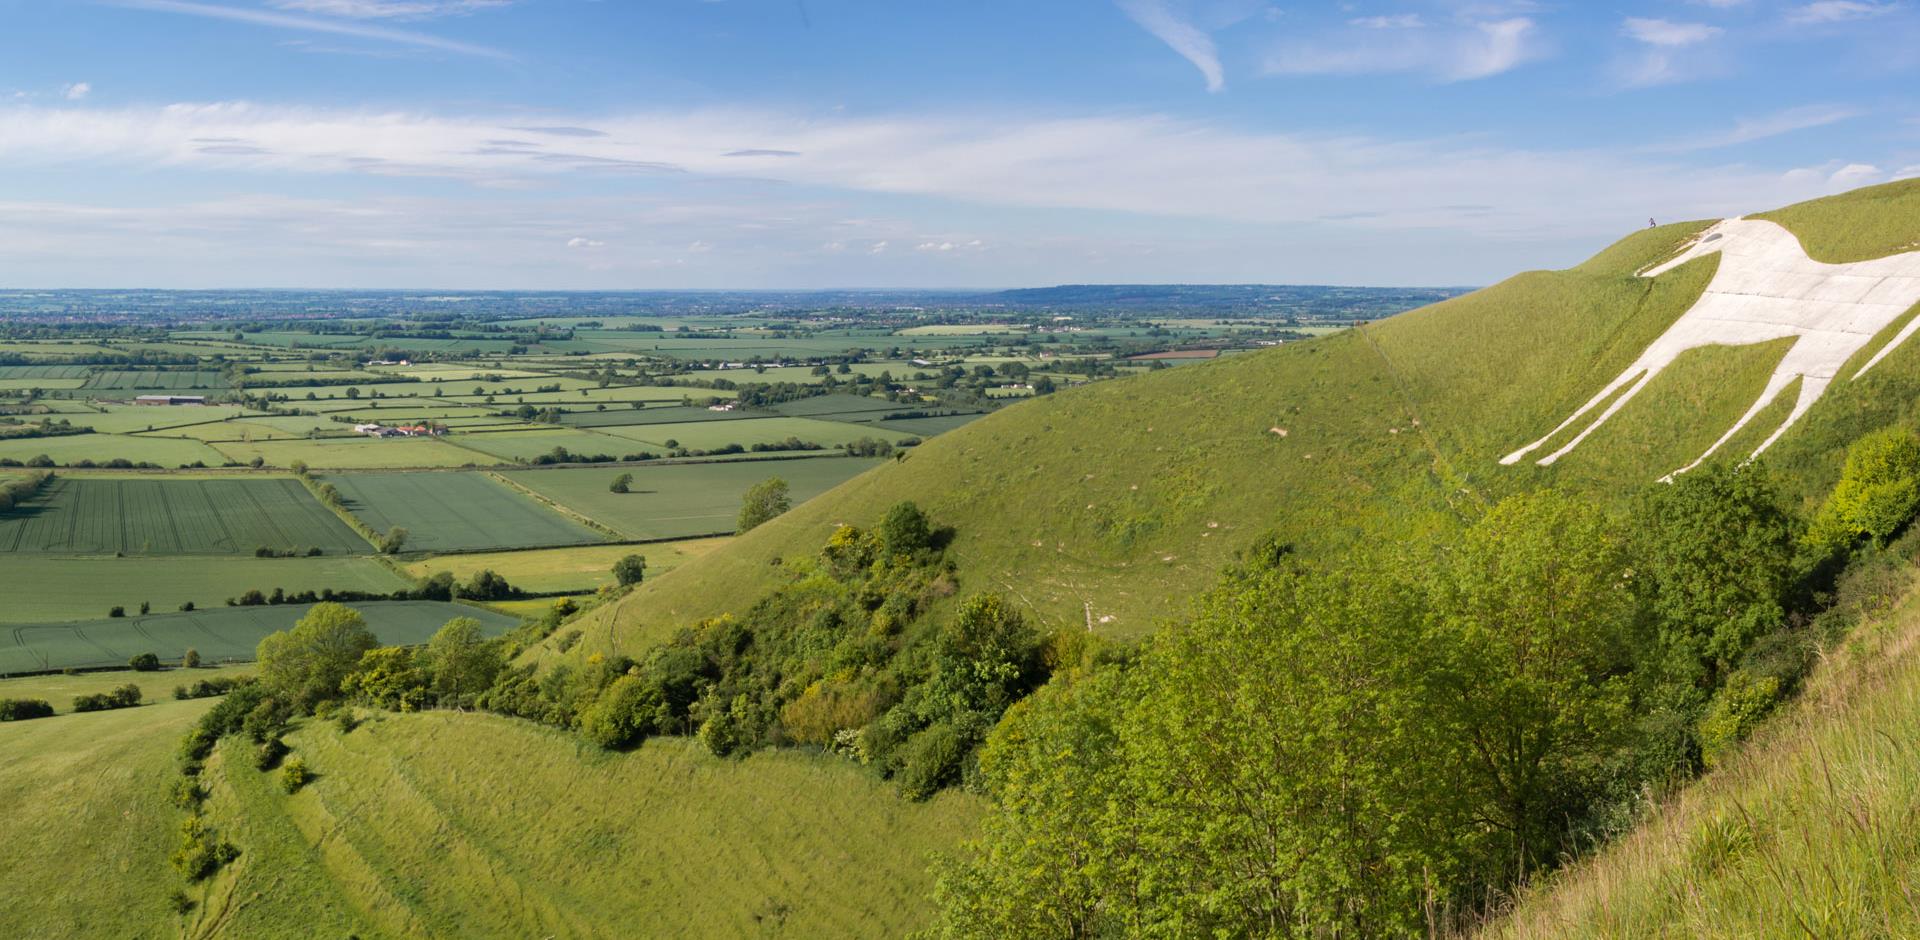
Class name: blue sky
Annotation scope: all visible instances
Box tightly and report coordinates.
[0,0,1915,289]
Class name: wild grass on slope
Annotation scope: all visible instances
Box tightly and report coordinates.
[1487,567,1920,939]
[555,223,1737,663]
[190,710,981,938]
[1752,178,1920,264]
[0,695,223,937]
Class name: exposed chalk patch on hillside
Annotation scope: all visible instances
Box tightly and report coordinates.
[1502,218,1920,478]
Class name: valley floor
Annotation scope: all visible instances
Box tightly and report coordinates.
[0,694,979,938]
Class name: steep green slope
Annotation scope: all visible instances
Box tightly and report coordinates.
[562,222,1736,657]
[560,183,1920,664]
[185,711,979,938]
[1488,553,1920,938]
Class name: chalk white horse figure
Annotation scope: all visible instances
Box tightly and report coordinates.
[1501,218,1920,479]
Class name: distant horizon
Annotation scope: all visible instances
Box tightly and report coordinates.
[4,3,1913,289]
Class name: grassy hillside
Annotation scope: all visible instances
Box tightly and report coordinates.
[558,183,1920,664]
[0,693,224,937]
[184,710,979,938]
[556,223,1725,657]
[1752,177,1920,263]
[1488,552,1920,938]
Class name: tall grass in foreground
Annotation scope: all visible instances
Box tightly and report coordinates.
[1488,581,1920,938]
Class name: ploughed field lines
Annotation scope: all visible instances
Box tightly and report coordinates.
[0,477,367,555]
[325,471,607,553]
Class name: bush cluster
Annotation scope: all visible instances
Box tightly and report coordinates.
[72,683,142,713]
[0,698,55,721]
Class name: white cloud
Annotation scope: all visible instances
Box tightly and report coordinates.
[1351,14,1424,29]
[1622,18,1723,47]
[63,82,92,101]
[0,98,1900,289]
[1116,0,1226,92]
[270,0,512,18]
[1647,105,1864,152]
[1829,162,1884,186]
[1264,17,1544,81]
[112,0,513,59]
[1786,1,1903,24]
[686,239,713,252]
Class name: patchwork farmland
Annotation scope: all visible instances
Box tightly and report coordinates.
[503,456,880,540]
[0,477,367,555]
[326,470,608,552]
[0,600,517,675]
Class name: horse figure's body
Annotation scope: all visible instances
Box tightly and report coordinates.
[1500,218,1920,479]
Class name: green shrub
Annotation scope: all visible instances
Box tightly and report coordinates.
[0,698,55,721]
[254,736,289,771]
[579,675,666,749]
[1698,670,1784,768]
[171,777,206,810]
[129,652,161,671]
[170,815,239,882]
[280,758,312,793]
[896,722,967,800]
[1810,426,1920,552]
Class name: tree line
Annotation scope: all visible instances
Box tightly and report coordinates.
[924,426,1920,938]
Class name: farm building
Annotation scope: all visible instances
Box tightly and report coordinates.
[357,423,440,438]
[133,395,207,406]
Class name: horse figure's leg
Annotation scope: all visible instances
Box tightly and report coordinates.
[1500,366,1653,466]
[1661,372,1829,481]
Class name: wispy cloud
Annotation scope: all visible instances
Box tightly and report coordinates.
[1116,0,1225,92]
[112,0,513,59]
[0,100,1871,241]
[1622,18,1722,47]
[269,0,511,18]
[1351,14,1424,30]
[1646,104,1864,152]
[63,82,92,100]
[1616,16,1727,87]
[1785,1,1904,25]
[1264,17,1544,82]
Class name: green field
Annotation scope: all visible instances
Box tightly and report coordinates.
[182,710,979,937]
[82,370,229,389]
[402,537,733,593]
[503,456,880,540]
[0,555,409,623]
[444,427,644,462]
[0,477,368,555]
[597,415,916,451]
[0,432,228,467]
[209,436,484,469]
[0,663,252,713]
[326,470,607,552]
[0,600,517,675]
[555,403,762,428]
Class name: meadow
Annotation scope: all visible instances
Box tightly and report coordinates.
[325,470,606,552]
[0,600,517,675]
[401,536,731,593]
[0,477,367,555]
[185,710,981,937]
[0,555,408,624]
[502,456,880,540]
[0,690,225,935]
